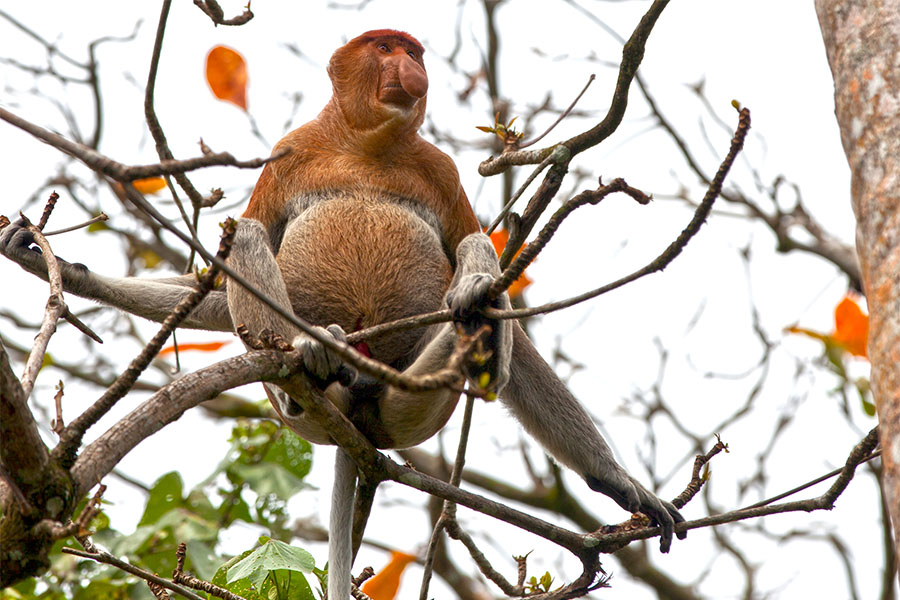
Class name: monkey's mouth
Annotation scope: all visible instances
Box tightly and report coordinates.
[379,83,416,108]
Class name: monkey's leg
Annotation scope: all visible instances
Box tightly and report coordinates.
[227,218,355,441]
[503,324,686,552]
[226,218,362,599]
[0,217,230,330]
[377,233,512,448]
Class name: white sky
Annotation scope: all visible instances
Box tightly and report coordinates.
[1,1,892,599]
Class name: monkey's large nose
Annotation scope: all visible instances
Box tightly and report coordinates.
[399,56,428,98]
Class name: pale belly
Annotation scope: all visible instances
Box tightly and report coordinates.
[275,197,453,368]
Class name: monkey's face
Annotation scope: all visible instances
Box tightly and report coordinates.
[372,38,428,109]
[327,30,428,131]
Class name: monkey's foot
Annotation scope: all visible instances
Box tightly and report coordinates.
[446,271,511,394]
[292,324,357,388]
[586,472,686,553]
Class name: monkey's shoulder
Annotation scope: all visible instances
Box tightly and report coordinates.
[252,123,478,249]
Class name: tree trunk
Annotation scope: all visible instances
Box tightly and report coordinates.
[815,0,900,569]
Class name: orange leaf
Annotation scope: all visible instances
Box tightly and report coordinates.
[832,295,868,357]
[158,341,230,356]
[508,271,533,298]
[360,552,417,600]
[206,46,248,110]
[132,176,167,195]
[488,228,510,256]
[785,294,868,360]
[488,228,533,298]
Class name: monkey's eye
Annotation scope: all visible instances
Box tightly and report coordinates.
[407,50,417,59]
[377,43,390,52]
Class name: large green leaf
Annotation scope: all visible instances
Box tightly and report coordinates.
[229,462,309,500]
[264,429,313,480]
[227,538,316,586]
[138,472,184,526]
[261,569,316,600]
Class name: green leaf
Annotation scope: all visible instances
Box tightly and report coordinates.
[229,462,308,500]
[261,569,315,600]
[218,489,254,525]
[139,472,184,526]
[311,567,328,597]
[539,571,553,591]
[264,429,313,480]
[86,220,109,233]
[185,539,220,581]
[861,397,876,416]
[72,580,130,600]
[156,508,219,543]
[227,539,316,586]
[213,550,263,600]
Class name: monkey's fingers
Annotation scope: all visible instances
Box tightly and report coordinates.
[638,492,686,553]
[292,325,358,388]
[586,473,684,553]
[0,218,40,262]
[446,272,494,325]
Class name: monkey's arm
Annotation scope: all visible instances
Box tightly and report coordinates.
[503,326,686,552]
[0,218,231,331]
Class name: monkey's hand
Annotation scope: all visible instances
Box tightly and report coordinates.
[585,468,686,553]
[446,270,511,394]
[292,324,358,389]
[0,217,86,282]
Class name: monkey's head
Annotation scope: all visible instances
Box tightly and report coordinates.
[327,30,428,133]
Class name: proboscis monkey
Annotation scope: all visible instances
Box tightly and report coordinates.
[1,30,684,598]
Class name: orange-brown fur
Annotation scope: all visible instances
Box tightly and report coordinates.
[242,31,480,368]
[244,31,480,252]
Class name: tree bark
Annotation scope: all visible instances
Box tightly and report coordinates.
[815,0,900,566]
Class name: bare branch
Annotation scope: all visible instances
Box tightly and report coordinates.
[62,545,206,600]
[193,0,254,26]
[18,212,67,398]
[53,219,238,470]
[0,107,288,181]
[492,106,750,320]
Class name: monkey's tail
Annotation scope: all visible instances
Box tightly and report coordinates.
[329,448,357,599]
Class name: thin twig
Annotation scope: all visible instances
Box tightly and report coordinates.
[744,445,881,510]
[36,191,59,230]
[51,381,65,435]
[193,0,254,26]
[418,393,477,599]
[172,542,249,600]
[43,212,109,236]
[477,0,671,176]
[489,105,751,320]
[62,546,206,600]
[518,74,596,150]
[484,146,568,235]
[488,177,651,300]
[145,0,205,225]
[672,435,728,509]
[51,219,238,469]
[0,107,288,181]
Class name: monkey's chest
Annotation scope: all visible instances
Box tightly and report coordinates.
[276,197,452,366]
